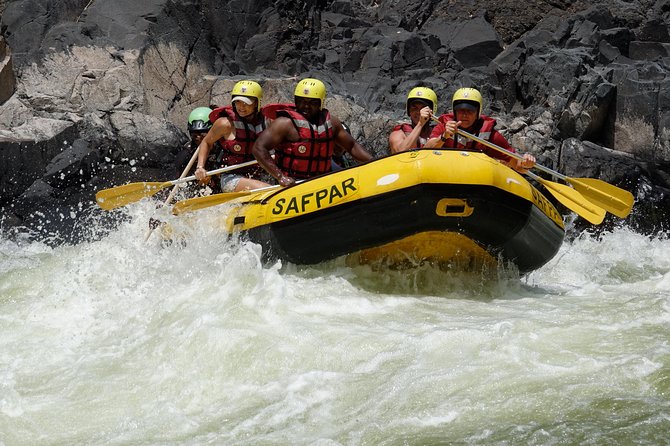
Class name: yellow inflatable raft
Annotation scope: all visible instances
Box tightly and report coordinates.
[193,149,565,274]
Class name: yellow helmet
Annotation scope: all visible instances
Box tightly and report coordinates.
[294,78,327,109]
[452,87,483,118]
[231,80,263,111]
[407,87,437,115]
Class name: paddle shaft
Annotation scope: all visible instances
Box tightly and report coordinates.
[164,147,200,204]
[431,116,534,165]
[166,159,259,187]
[171,184,282,215]
[96,159,261,210]
[144,147,201,241]
[455,126,607,223]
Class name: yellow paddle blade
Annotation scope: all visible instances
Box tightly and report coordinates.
[172,185,283,215]
[172,191,258,215]
[536,178,606,225]
[449,126,634,219]
[95,181,171,210]
[566,177,634,218]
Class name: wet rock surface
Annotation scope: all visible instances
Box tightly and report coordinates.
[1,0,669,242]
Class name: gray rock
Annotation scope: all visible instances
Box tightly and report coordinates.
[1,0,669,240]
[450,17,503,68]
[0,36,15,105]
[43,138,99,189]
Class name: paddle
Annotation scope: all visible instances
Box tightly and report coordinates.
[171,184,282,215]
[453,128,608,223]
[526,171,605,224]
[431,116,633,219]
[95,160,259,210]
[163,147,200,208]
[444,128,605,223]
[452,127,634,218]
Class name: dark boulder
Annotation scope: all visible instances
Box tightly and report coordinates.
[0,36,15,104]
[0,0,669,242]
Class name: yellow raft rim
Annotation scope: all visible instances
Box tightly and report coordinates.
[192,149,566,274]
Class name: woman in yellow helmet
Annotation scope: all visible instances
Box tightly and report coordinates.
[389,86,438,153]
[253,78,374,187]
[194,80,275,192]
[426,87,536,173]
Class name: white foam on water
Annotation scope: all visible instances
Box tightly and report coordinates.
[1,207,669,444]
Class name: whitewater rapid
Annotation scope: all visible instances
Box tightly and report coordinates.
[1,203,669,445]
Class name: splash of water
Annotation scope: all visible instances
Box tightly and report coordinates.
[1,203,669,444]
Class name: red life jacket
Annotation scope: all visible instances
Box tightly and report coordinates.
[207,104,291,177]
[391,122,435,148]
[437,113,497,150]
[435,113,513,162]
[275,108,335,179]
[208,105,269,167]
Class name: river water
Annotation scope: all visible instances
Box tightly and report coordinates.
[1,203,669,445]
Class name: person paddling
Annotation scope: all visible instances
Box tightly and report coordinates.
[425,87,536,173]
[252,77,374,187]
[194,80,274,192]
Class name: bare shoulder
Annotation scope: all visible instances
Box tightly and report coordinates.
[389,128,405,142]
[271,115,293,126]
[203,116,231,141]
[330,114,343,126]
[213,116,232,131]
[264,115,299,141]
[330,115,347,137]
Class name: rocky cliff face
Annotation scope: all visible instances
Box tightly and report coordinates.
[1,0,669,242]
